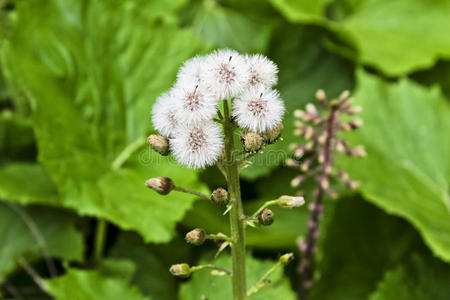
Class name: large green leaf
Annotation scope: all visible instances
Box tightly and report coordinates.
[268,0,332,24]
[334,0,450,76]
[369,254,450,300]
[0,202,84,281]
[44,268,149,300]
[179,253,295,300]
[1,0,209,242]
[188,0,275,53]
[270,0,450,76]
[340,70,450,261]
[0,163,59,206]
[310,196,422,300]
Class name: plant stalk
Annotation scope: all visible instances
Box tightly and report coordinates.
[223,100,247,300]
[298,108,337,300]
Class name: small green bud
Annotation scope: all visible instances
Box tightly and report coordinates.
[261,123,283,144]
[185,228,206,246]
[145,177,174,195]
[148,134,170,156]
[169,263,191,278]
[258,208,274,226]
[241,132,264,152]
[279,253,294,265]
[211,188,229,206]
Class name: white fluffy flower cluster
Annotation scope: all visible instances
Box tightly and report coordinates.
[152,49,284,168]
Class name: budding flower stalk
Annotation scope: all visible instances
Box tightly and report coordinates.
[149,49,291,299]
[290,89,366,300]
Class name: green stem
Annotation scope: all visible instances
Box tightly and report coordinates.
[222,100,247,300]
[250,200,281,219]
[94,219,107,262]
[190,264,232,276]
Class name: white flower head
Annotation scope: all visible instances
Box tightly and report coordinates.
[172,83,218,126]
[170,121,224,169]
[246,54,278,87]
[176,56,206,87]
[233,84,285,133]
[152,92,179,137]
[201,49,250,99]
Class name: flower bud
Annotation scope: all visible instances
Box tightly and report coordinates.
[350,146,366,157]
[285,158,299,168]
[338,90,350,101]
[241,132,264,152]
[348,118,363,130]
[169,263,191,278]
[185,228,206,246]
[258,208,274,226]
[290,176,304,188]
[262,123,283,144]
[279,253,294,265]
[145,177,174,195]
[211,188,229,206]
[279,195,305,207]
[315,89,326,102]
[147,134,170,156]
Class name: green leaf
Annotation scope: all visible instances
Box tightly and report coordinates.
[0,163,59,206]
[0,202,84,281]
[189,0,275,53]
[369,254,450,300]
[334,0,450,75]
[268,0,333,24]
[44,268,150,300]
[339,69,450,261]
[1,0,209,242]
[110,233,180,300]
[310,196,422,300]
[179,253,295,300]
[98,259,137,283]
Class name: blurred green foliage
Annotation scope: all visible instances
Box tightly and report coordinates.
[0,0,449,299]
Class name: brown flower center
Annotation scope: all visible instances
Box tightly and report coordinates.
[187,128,207,151]
[218,63,236,84]
[248,99,268,117]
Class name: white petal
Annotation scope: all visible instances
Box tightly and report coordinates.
[246,54,278,87]
[152,92,179,137]
[176,56,206,88]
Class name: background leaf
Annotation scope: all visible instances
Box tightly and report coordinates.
[0,203,84,282]
[369,254,450,300]
[340,69,450,261]
[310,196,423,300]
[1,0,209,242]
[44,268,149,300]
